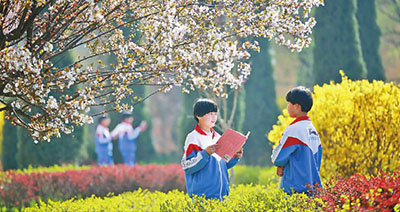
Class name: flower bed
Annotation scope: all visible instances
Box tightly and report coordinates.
[2,163,399,211]
[316,171,400,211]
[0,164,185,208]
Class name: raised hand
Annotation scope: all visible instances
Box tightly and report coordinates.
[139,121,147,132]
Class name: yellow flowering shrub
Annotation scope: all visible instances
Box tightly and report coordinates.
[24,185,320,212]
[268,109,295,149]
[268,72,400,178]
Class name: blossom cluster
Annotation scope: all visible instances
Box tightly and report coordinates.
[0,0,323,140]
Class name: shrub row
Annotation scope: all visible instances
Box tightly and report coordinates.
[0,164,274,209]
[24,184,317,212]
[0,164,185,208]
[24,171,400,211]
[3,163,399,211]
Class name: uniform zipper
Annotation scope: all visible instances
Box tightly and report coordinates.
[218,160,223,199]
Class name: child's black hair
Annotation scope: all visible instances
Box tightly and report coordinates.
[98,114,109,125]
[122,111,133,120]
[193,99,218,122]
[286,86,313,112]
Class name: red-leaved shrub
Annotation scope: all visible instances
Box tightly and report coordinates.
[0,164,185,208]
[315,171,400,212]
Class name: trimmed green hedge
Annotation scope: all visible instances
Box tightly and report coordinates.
[24,185,318,212]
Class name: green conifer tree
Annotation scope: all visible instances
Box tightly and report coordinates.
[356,0,385,81]
[242,38,279,166]
[313,0,367,84]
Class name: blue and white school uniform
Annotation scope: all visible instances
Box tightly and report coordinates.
[181,125,239,200]
[271,116,323,194]
[95,124,113,166]
[111,122,140,166]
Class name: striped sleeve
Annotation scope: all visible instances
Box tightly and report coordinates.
[181,138,210,175]
[273,137,304,167]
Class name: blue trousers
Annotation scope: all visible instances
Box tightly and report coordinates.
[120,151,136,166]
[96,143,113,166]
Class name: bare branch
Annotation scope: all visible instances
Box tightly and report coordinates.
[228,89,239,126]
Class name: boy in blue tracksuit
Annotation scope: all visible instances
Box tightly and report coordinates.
[181,99,243,200]
[271,86,322,195]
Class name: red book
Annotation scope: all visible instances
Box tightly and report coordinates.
[215,129,249,162]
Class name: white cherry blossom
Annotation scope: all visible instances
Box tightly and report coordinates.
[0,0,323,141]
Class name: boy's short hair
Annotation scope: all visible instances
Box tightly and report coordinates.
[122,111,133,120]
[98,114,109,124]
[286,86,313,112]
[193,98,218,122]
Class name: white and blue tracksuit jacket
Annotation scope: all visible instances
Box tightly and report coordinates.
[181,125,239,200]
[111,122,140,152]
[111,122,140,165]
[95,124,113,165]
[271,116,322,195]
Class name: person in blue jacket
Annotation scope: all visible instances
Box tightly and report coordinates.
[95,115,113,166]
[181,99,243,200]
[111,112,147,166]
[271,86,323,195]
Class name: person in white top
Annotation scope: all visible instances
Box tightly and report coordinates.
[95,115,113,166]
[111,112,147,166]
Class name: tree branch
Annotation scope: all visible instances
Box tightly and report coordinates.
[228,89,239,127]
